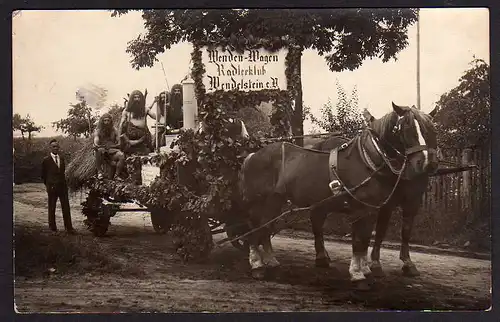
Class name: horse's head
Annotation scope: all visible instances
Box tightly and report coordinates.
[363,102,439,179]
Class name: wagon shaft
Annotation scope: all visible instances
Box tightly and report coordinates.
[431,161,478,177]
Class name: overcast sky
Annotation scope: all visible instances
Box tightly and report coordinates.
[12,8,489,137]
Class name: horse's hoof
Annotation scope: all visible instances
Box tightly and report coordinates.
[369,265,385,277]
[315,258,330,268]
[352,280,371,291]
[402,265,420,277]
[251,268,266,280]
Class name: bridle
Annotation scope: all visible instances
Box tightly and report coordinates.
[329,128,408,210]
[389,112,437,159]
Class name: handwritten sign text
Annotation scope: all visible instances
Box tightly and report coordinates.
[202,47,287,92]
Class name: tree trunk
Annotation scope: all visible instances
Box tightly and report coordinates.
[291,49,304,147]
[27,132,32,153]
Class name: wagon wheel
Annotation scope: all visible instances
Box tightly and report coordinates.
[81,189,111,237]
[90,217,110,237]
[170,212,213,263]
[150,208,173,234]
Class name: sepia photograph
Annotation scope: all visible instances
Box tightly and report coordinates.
[12,8,491,313]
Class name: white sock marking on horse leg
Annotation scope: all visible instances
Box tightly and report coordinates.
[414,119,429,167]
[402,258,415,268]
[349,254,366,281]
[262,238,280,268]
[360,254,372,275]
[249,245,264,269]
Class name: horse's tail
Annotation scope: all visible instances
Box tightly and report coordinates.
[238,152,255,201]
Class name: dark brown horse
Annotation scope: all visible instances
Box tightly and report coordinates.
[237,103,438,288]
[311,104,439,277]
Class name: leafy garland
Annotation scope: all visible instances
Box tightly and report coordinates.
[84,40,300,261]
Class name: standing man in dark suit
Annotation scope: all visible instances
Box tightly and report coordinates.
[41,139,75,234]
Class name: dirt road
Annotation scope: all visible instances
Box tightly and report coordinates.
[13,184,491,312]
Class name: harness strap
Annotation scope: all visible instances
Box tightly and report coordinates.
[328,140,354,194]
[328,148,339,182]
[330,130,407,209]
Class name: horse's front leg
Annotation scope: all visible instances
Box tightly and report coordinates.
[248,231,266,279]
[350,215,376,290]
[261,231,280,268]
[400,203,420,277]
[370,204,394,277]
[310,210,330,268]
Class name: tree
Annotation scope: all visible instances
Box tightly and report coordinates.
[12,113,25,139]
[433,58,490,148]
[112,9,417,143]
[308,82,365,138]
[12,113,43,140]
[107,103,124,126]
[53,99,98,140]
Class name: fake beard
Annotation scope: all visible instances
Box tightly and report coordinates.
[128,100,145,117]
[170,94,183,109]
[99,123,114,140]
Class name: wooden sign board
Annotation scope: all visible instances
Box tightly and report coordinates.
[201,47,288,92]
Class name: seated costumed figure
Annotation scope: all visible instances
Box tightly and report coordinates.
[93,113,125,180]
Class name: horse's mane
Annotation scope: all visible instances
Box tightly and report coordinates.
[370,111,398,139]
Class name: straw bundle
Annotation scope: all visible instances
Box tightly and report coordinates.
[65,139,97,191]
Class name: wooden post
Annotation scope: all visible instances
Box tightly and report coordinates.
[155,97,160,153]
[182,77,198,130]
[289,47,304,146]
[462,148,473,214]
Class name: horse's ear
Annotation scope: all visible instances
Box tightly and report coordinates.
[127,93,130,98]
[362,108,375,124]
[392,102,407,116]
[429,107,438,118]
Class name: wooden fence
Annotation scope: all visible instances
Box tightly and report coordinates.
[422,145,491,223]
